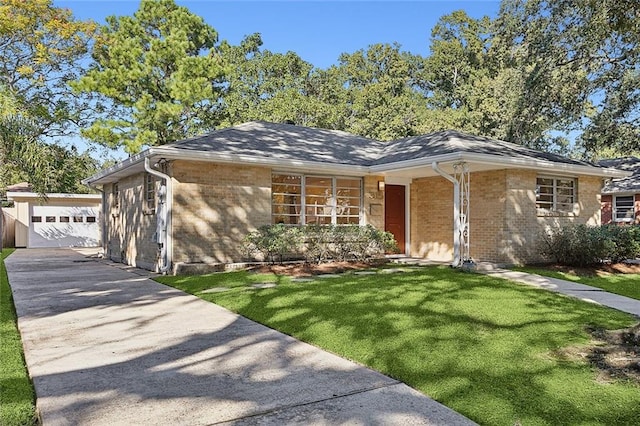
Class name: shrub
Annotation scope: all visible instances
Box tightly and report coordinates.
[243,224,302,263]
[540,224,640,266]
[243,224,398,264]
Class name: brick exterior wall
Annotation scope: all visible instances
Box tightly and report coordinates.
[410,175,455,260]
[410,169,603,265]
[363,175,385,230]
[601,194,613,224]
[171,160,272,264]
[104,174,159,270]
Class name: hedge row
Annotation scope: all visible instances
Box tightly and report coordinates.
[243,224,398,264]
[540,224,640,266]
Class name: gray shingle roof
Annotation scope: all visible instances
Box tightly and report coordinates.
[166,122,597,168]
[598,157,640,193]
[165,121,384,166]
[372,130,596,167]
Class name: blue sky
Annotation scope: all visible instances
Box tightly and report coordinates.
[53,0,501,158]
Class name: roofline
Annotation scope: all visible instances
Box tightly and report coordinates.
[370,152,631,178]
[84,144,631,186]
[7,192,102,200]
[84,147,371,185]
[82,150,149,186]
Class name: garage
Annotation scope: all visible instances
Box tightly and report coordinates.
[7,191,102,248]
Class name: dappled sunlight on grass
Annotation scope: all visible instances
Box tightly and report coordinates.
[157,266,640,425]
[514,266,640,301]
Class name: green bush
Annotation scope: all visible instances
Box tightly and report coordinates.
[540,224,640,266]
[243,224,398,264]
[243,224,303,263]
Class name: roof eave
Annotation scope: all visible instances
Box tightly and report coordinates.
[149,146,370,176]
[370,152,632,178]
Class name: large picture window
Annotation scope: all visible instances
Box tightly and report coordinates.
[272,174,362,225]
[614,195,635,222]
[536,176,576,212]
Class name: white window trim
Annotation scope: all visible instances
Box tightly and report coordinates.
[613,195,635,223]
[536,175,577,213]
[272,173,363,225]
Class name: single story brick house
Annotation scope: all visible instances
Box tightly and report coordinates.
[598,157,640,224]
[83,121,627,273]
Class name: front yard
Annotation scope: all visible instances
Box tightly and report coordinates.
[157,266,640,426]
[514,265,640,301]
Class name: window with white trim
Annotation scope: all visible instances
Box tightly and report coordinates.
[272,174,362,225]
[145,173,155,209]
[536,176,576,212]
[614,195,635,222]
[112,183,119,208]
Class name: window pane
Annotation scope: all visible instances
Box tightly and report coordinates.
[337,216,360,224]
[86,216,97,223]
[336,178,360,189]
[31,216,42,223]
[46,216,56,223]
[536,178,553,186]
[74,216,83,223]
[272,174,302,225]
[615,196,635,220]
[272,174,301,185]
[60,216,70,223]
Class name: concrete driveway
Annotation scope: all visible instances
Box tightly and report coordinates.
[5,249,475,425]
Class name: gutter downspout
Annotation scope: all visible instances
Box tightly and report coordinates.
[145,157,173,274]
[431,161,461,267]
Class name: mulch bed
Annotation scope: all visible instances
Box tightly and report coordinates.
[248,260,386,278]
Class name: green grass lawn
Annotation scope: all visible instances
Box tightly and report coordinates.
[0,248,37,426]
[157,267,640,426]
[513,266,640,301]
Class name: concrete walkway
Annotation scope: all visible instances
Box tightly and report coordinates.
[479,266,640,318]
[5,249,476,426]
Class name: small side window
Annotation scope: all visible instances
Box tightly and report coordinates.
[73,216,83,223]
[46,216,56,223]
[60,216,70,223]
[31,216,42,223]
[86,216,97,223]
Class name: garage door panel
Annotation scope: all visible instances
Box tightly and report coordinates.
[30,205,100,248]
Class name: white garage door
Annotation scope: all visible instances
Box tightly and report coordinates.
[29,205,100,248]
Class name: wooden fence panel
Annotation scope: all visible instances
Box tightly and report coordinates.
[2,209,16,248]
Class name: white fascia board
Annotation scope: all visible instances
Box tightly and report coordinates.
[82,150,150,186]
[7,192,102,201]
[370,152,631,178]
[150,146,370,176]
[369,153,465,173]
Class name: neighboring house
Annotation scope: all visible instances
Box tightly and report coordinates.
[598,157,640,225]
[83,121,628,273]
[7,190,102,248]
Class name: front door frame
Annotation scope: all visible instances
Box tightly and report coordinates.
[384,177,411,255]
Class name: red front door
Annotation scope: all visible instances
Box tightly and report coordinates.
[385,184,406,254]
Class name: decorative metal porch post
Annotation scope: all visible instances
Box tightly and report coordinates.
[453,162,471,263]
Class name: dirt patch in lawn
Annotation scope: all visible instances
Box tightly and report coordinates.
[554,323,640,385]
[249,260,386,277]
[539,262,640,277]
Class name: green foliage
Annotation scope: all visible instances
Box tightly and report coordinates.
[494,0,640,156]
[159,267,639,425]
[0,0,96,137]
[1,249,37,426]
[243,224,398,264]
[243,224,303,264]
[540,224,640,266]
[74,0,226,153]
[0,114,98,194]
